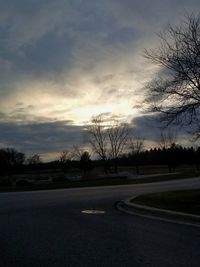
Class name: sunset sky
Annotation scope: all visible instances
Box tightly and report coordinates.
[0,0,199,160]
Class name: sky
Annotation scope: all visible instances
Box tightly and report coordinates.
[0,0,199,161]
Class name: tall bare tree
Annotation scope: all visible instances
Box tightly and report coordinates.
[85,115,108,172]
[144,13,200,137]
[107,122,129,172]
[85,115,129,173]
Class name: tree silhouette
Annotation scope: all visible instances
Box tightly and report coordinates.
[79,151,92,175]
[158,130,177,150]
[157,130,179,172]
[0,148,25,175]
[145,14,200,137]
[59,150,73,171]
[107,122,129,172]
[27,154,41,165]
[85,115,109,173]
[85,115,129,173]
[128,137,144,175]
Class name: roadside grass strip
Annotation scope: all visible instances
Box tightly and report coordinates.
[132,189,200,216]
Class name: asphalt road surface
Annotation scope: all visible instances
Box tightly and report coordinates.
[1,178,200,267]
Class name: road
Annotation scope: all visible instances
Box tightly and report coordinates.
[1,178,200,267]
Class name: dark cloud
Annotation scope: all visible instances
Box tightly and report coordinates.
[104,27,140,45]
[0,120,83,156]
[110,0,200,28]
[131,114,160,141]
[131,114,193,147]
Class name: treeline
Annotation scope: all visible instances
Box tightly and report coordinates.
[0,148,25,175]
[0,148,48,175]
[121,145,200,174]
[0,145,200,176]
[0,148,93,176]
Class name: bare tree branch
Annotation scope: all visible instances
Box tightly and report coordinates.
[144,13,200,135]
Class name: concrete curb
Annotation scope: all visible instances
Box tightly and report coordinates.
[116,195,200,224]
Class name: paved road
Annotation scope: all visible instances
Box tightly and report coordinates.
[1,178,200,267]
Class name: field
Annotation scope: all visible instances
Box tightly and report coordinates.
[0,164,199,192]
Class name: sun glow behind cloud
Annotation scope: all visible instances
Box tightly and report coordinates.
[0,53,146,126]
[3,76,141,125]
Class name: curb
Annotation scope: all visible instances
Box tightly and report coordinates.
[116,196,200,225]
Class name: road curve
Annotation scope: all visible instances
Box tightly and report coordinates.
[1,178,200,267]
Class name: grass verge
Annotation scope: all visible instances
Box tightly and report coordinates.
[133,189,200,216]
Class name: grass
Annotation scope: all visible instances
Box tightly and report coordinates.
[133,189,200,215]
[0,169,200,192]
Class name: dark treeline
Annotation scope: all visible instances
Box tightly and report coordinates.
[120,145,200,174]
[0,148,25,175]
[0,145,200,177]
[0,148,93,177]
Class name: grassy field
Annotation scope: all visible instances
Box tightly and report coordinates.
[133,189,200,215]
[0,167,200,192]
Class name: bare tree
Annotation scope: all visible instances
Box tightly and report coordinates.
[27,154,41,165]
[144,13,200,136]
[158,130,177,149]
[85,115,129,173]
[107,122,129,172]
[128,137,144,175]
[85,115,108,172]
[59,150,73,164]
[59,150,73,171]
[72,145,85,160]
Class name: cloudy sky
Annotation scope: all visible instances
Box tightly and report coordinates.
[0,0,199,160]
